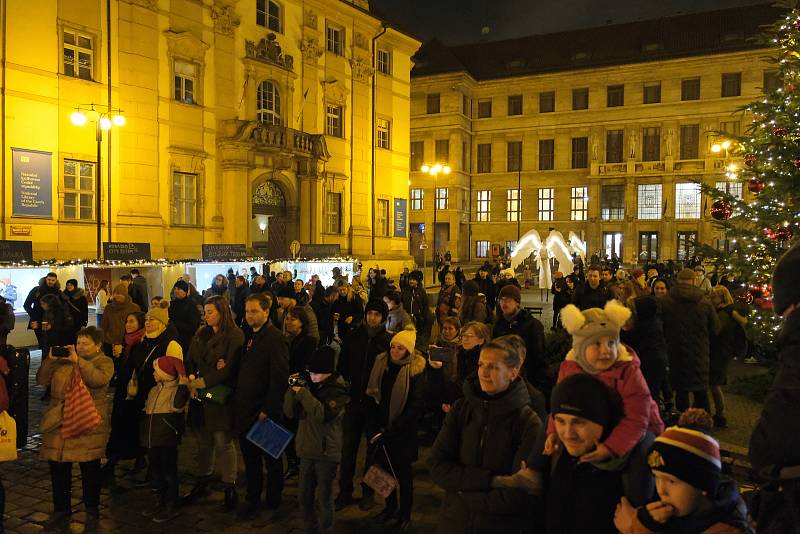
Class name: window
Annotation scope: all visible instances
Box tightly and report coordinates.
[642,127,661,161]
[637,184,662,220]
[63,29,93,80]
[606,130,624,163]
[174,60,198,105]
[476,190,491,222]
[326,192,342,233]
[676,232,697,261]
[601,185,625,220]
[462,94,470,115]
[539,139,554,170]
[506,189,521,222]
[508,95,523,116]
[719,120,740,137]
[639,232,659,262]
[539,91,555,113]
[607,84,624,107]
[435,188,448,210]
[680,125,700,160]
[257,81,281,125]
[538,188,554,221]
[410,141,424,171]
[410,188,423,210]
[377,199,390,236]
[715,181,743,200]
[256,0,282,32]
[172,171,198,226]
[507,141,522,172]
[326,104,343,137]
[435,139,450,163]
[326,23,344,55]
[506,241,517,254]
[376,49,392,75]
[462,141,470,172]
[376,118,390,149]
[643,83,661,104]
[721,73,741,97]
[570,187,588,221]
[478,99,492,118]
[476,240,490,258]
[571,137,588,169]
[426,93,440,114]
[675,183,701,219]
[572,88,589,110]
[477,143,492,173]
[604,232,623,260]
[62,160,94,221]
[681,78,701,101]
[763,70,781,93]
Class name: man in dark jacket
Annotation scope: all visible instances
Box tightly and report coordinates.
[130,269,149,311]
[492,285,547,393]
[168,280,201,356]
[23,273,60,350]
[312,287,338,345]
[474,266,496,311]
[331,281,364,340]
[334,299,392,510]
[571,266,611,310]
[660,268,720,413]
[400,272,432,341]
[120,274,148,312]
[231,276,250,327]
[234,292,290,520]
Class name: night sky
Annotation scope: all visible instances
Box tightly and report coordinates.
[371,0,771,44]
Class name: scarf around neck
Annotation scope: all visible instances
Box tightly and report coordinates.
[366,351,414,425]
[124,328,146,357]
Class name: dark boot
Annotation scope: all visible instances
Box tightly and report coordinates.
[224,485,238,511]
[181,476,211,506]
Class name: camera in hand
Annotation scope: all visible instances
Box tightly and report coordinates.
[429,345,454,363]
[288,374,308,387]
[52,346,71,358]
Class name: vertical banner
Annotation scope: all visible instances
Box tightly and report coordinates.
[393,198,407,237]
[12,148,52,218]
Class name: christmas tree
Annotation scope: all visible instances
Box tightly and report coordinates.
[702,2,800,349]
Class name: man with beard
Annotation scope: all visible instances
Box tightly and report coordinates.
[23,272,61,350]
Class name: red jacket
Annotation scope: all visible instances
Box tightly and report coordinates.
[548,344,664,457]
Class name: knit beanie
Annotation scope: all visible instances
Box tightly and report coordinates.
[677,268,696,282]
[66,278,79,288]
[462,280,479,297]
[153,356,186,381]
[550,373,618,430]
[391,326,417,356]
[308,346,336,374]
[498,284,521,303]
[112,283,128,296]
[773,240,800,316]
[173,280,189,292]
[365,298,389,321]
[560,300,631,375]
[146,300,170,326]
[648,412,721,495]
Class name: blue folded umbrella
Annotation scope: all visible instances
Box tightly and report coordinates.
[246,418,294,459]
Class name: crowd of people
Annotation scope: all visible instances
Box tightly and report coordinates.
[0,241,798,533]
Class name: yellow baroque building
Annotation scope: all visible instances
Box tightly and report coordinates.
[408,4,779,266]
[0,0,419,262]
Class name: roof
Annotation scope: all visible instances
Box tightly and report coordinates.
[411,3,781,81]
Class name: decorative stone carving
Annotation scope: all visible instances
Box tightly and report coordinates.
[300,38,324,62]
[304,9,318,30]
[349,56,374,83]
[164,30,209,63]
[246,34,294,71]
[354,32,369,50]
[322,81,348,104]
[253,180,286,208]
[211,3,240,37]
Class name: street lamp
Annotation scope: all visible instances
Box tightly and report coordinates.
[711,139,738,179]
[71,104,126,259]
[420,162,451,282]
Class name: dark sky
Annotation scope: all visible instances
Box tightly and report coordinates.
[371,0,771,45]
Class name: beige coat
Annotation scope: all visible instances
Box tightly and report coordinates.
[100,294,140,345]
[37,351,114,462]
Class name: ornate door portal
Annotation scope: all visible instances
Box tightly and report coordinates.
[252,180,288,258]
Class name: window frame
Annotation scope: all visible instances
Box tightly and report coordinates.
[638,232,659,262]
[62,28,94,81]
[426,93,441,114]
[572,87,589,110]
[376,198,390,236]
[326,103,344,138]
[62,159,95,221]
[476,190,491,222]
[410,141,424,172]
[676,231,697,262]
[675,182,702,220]
[507,94,523,116]
[435,187,449,210]
[643,82,661,104]
[538,188,554,221]
[606,129,624,163]
[571,137,589,169]
[607,84,624,107]
[376,117,391,149]
[477,99,492,118]
[174,59,199,105]
[507,141,522,172]
[539,139,555,170]
[325,23,345,56]
[506,189,521,222]
[642,127,661,161]
[172,170,199,227]
[476,240,490,258]
[539,91,555,113]
[681,77,701,101]
[570,186,589,221]
[679,124,700,160]
[721,72,742,97]
[410,188,423,210]
[256,0,283,33]
[637,184,662,220]
[325,191,342,234]
[376,48,392,75]
[600,184,625,221]
[256,80,282,125]
[435,139,450,164]
[477,143,492,173]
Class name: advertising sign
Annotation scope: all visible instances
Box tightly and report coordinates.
[12,148,52,218]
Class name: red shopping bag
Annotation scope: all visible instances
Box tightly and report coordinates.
[61,364,102,439]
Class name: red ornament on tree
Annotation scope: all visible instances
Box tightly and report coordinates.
[710,200,733,221]
[744,154,757,166]
[793,158,800,169]
[762,227,776,239]
[773,127,789,137]
[748,178,766,193]
[773,226,793,241]
[738,291,754,305]
[788,83,797,93]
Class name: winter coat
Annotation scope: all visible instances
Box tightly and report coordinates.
[626,479,752,533]
[101,294,141,345]
[232,285,250,324]
[337,324,391,405]
[548,345,664,458]
[41,303,76,351]
[749,309,800,478]
[289,333,317,374]
[571,283,612,310]
[283,373,350,463]
[311,296,335,344]
[474,275,496,310]
[660,284,721,391]
[132,276,149,311]
[62,288,89,329]
[282,303,320,343]
[140,379,189,448]
[37,351,114,462]
[438,284,459,309]
[429,377,542,534]
[385,306,413,335]
[552,279,572,309]
[331,295,364,339]
[168,296,201,354]
[402,285,433,336]
[203,285,229,302]
[492,308,547,391]
[459,296,488,325]
[186,325,244,432]
[23,280,60,328]
[622,296,669,397]
[233,323,289,435]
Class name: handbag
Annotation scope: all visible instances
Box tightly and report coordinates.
[127,345,160,400]
[362,444,398,499]
[198,383,233,405]
[61,363,102,439]
[0,411,17,462]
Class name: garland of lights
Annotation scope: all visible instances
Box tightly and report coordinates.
[0,256,360,269]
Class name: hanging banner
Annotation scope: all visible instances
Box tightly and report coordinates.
[12,148,52,218]
[394,198,407,237]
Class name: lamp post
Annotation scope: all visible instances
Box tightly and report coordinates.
[71,104,125,259]
[421,162,451,283]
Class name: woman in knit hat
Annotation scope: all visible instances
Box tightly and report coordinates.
[100,283,141,379]
[458,280,488,325]
[614,409,752,534]
[365,326,427,530]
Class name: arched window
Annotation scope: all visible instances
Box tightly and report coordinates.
[256,0,282,33]
[257,81,281,125]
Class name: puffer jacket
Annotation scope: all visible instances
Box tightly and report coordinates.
[429,377,542,534]
[385,305,413,335]
[101,294,141,345]
[37,352,114,462]
[283,373,350,463]
[140,378,189,448]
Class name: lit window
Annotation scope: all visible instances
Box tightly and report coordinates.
[570,187,588,221]
[326,192,341,233]
[675,183,701,219]
[506,189,521,222]
[63,160,95,221]
[637,184,662,220]
[256,0,282,32]
[326,104,343,137]
[676,231,696,261]
[172,171,198,226]
[435,188,448,210]
[538,188,554,221]
[377,199,389,236]
[326,23,344,55]
[376,118,390,149]
[476,190,491,222]
[639,232,659,262]
[174,60,199,105]
[715,181,743,200]
[257,81,281,125]
[63,29,93,80]
[377,49,392,75]
[476,240,490,258]
[410,188,423,210]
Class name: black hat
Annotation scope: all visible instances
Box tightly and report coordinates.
[409,270,423,282]
[773,240,800,316]
[308,346,336,374]
[550,374,620,431]
[276,285,296,299]
[173,280,189,292]
[462,280,479,297]
[66,278,79,288]
[365,299,388,321]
